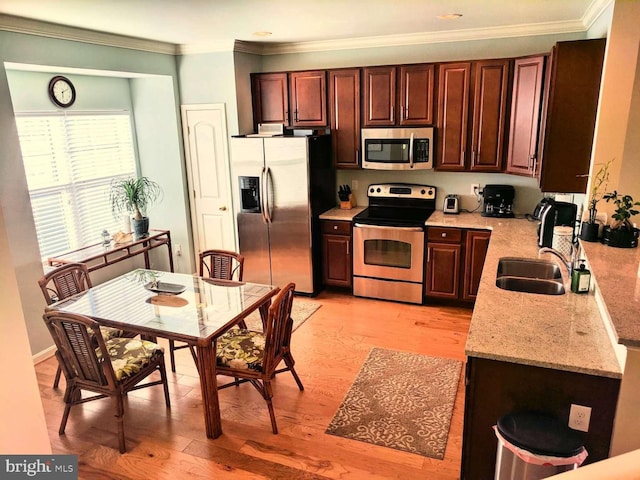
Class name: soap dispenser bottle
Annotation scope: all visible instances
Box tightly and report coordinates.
[571,260,591,294]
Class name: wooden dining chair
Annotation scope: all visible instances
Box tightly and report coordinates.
[215,282,304,434]
[42,310,171,453]
[38,263,136,388]
[168,249,245,372]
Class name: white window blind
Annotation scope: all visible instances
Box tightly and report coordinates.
[15,113,137,259]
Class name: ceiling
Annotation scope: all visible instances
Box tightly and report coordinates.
[0,0,609,54]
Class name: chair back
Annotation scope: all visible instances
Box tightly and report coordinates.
[199,249,244,281]
[262,282,296,376]
[38,263,92,305]
[42,311,116,389]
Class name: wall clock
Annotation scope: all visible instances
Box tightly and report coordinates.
[48,76,76,108]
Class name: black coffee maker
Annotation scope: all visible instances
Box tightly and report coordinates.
[482,185,515,218]
[537,199,578,247]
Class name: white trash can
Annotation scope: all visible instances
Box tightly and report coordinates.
[494,411,588,480]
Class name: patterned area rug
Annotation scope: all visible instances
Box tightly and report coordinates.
[326,347,462,459]
[243,299,320,332]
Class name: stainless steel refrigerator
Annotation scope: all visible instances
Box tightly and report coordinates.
[229,135,334,294]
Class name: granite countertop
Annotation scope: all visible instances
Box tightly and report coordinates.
[319,206,366,221]
[580,240,640,348]
[426,212,622,379]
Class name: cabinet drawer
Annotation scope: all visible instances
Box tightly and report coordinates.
[427,227,462,243]
[322,220,351,236]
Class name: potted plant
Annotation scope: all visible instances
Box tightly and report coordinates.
[580,159,612,242]
[110,176,162,239]
[601,190,640,248]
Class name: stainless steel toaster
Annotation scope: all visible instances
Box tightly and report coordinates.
[443,194,460,214]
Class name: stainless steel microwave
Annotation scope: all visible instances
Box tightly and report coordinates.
[361,127,434,170]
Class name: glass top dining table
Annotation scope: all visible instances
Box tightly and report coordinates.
[45,268,279,439]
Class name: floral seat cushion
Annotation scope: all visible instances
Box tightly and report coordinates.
[216,329,265,371]
[96,338,163,381]
[100,326,125,340]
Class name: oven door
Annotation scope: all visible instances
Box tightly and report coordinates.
[353,224,424,283]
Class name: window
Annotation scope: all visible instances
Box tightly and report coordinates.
[15,112,137,259]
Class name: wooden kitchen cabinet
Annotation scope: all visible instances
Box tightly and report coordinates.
[462,356,620,480]
[469,60,510,172]
[329,68,361,169]
[462,230,491,301]
[425,227,463,299]
[251,72,290,128]
[363,66,396,126]
[506,55,546,176]
[436,62,471,170]
[437,61,510,172]
[289,70,327,127]
[425,227,490,303]
[322,220,352,288]
[399,64,435,125]
[538,38,606,193]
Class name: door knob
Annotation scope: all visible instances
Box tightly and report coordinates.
[219,206,227,211]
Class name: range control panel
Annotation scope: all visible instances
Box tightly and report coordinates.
[367,183,436,200]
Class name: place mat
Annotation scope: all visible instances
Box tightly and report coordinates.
[326,347,462,459]
[243,299,320,332]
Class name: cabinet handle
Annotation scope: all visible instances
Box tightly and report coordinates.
[355,150,359,164]
[333,225,338,230]
[576,173,590,177]
[400,105,405,120]
[346,240,350,253]
[427,247,430,263]
[441,232,447,237]
[391,105,394,123]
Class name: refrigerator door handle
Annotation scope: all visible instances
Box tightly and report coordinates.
[264,166,273,223]
[260,167,268,224]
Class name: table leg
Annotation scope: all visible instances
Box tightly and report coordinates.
[196,342,222,438]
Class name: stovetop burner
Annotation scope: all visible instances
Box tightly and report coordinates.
[353,183,436,228]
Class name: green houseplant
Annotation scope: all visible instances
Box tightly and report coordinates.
[580,159,612,242]
[601,190,640,248]
[110,177,162,239]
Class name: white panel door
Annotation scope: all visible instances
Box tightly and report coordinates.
[181,104,235,263]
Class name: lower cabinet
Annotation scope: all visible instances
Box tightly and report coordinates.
[425,227,490,303]
[462,356,620,480]
[321,220,352,288]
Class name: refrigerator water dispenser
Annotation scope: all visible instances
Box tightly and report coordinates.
[239,176,260,213]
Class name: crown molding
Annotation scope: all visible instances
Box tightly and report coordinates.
[259,19,588,55]
[0,14,178,55]
[582,0,614,29]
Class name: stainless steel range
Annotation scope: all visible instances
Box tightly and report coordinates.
[352,183,436,304]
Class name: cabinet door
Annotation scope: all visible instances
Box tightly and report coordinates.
[399,64,434,125]
[322,234,352,287]
[470,60,510,172]
[462,230,491,301]
[363,66,396,126]
[329,68,361,169]
[425,242,461,299]
[539,39,606,193]
[289,70,327,127]
[506,56,546,176]
[436,63,471,170]
[251,73,289,128]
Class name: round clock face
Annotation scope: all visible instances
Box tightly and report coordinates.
[48,76,76,108]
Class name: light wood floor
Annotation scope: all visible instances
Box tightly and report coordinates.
[35,290,471,479]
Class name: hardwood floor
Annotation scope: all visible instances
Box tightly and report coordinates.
[35,291,471,479]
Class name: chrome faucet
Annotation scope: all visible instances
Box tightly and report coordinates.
[538,247,573,277]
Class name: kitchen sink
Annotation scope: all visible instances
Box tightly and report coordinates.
[497,257,562,280]
[496,276,566,295]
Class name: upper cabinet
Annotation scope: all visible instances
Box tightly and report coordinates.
[329,68,361,169]
[363,64,435,127]
[251,70,327,130]
[251,73,290,128]
[436,61,510,172]
[506,56,546,176]
[289,70,327,127]
[538,39,606,193]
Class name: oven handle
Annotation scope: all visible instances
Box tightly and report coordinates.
[354,223,424,232]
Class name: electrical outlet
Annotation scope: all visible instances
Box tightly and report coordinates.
[471,183,480,195]
[569,404,591,432]
[175,244,182,257]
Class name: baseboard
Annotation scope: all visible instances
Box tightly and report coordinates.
[33,345,56,365]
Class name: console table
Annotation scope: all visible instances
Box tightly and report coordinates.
[47,229,174,273]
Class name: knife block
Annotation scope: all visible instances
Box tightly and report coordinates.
[340,194,355,210]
